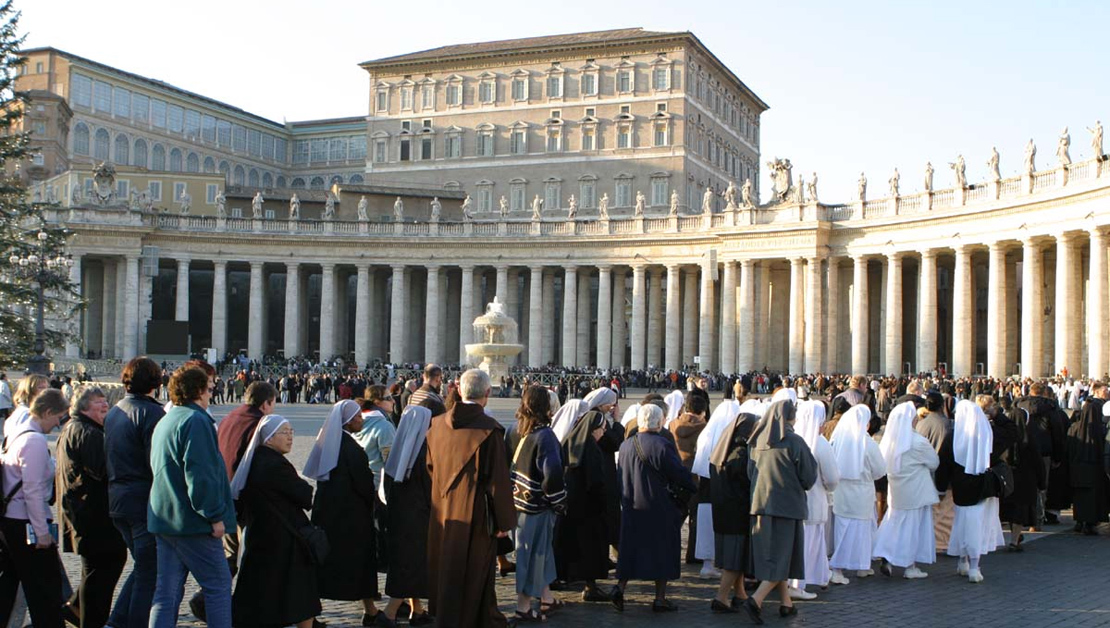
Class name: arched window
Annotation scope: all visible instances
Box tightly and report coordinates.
[94,128,110,160]
[133,138,147,167]
[218,160,230,176]
[329,175,342,186]
[203,156,216,173]
[309,176,325,190]
[233,165,245,185]
[73,123,90,155]
[348,174,364,184]
[151,144,165,170]
[186,152,199,173]
[262,172,273,188]
[290,177,305,189]
[169,148,183,172]
[275,175,287,188]
[248,169,260,187]
[114,134,129,164]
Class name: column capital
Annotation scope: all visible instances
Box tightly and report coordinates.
[806,254,826,265]
[458,263,475,271]
[1054,231,1077,244]
[212,259,227,269]
[495,264,510,272]
[597,264,612,273]
[563,265,578,273]
[286,260,299,270]
[176,257,191,267]
[919,248,937,260]
[320,262,336,271]
[886,251,904,262]
[632,263,647,274]
[1090,226,1109,240]
[790,257,806,266]
[1021,235,1044,249]
[740,258,757,269]
[425,263,442,271]
[987,240,1010,253]
[852,253,870,265]
[390,263,406,272]
[249,260,265,269]
[952,242,974,255]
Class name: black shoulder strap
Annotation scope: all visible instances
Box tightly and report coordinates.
[0,429,37,504]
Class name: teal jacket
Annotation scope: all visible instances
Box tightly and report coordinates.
[147,402,236,535]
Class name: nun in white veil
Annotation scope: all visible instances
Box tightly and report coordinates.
[786,400,840,600]
[828,405,886,585]
[663,389,685,428]
[690,399,740,576]
[551,399,588,442]
[873,401,939,579]
[945,399,1005,583]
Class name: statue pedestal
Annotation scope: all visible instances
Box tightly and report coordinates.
[497,222,507,236]
[600,218,611,235]
[702,213,713,230]
[288,220,297,233]
[530,221,541,236]
[216,216,227,231]
[1059,165,1069,187]
[956,187,967,207]
[359,221,368,234]
[634,216,646,233]
[252,218,263,232]
[852,201,864,220]
[668,216,679,233]
[464,222,474,236]
[1022,173,1034,194]
[429,222,439,236]
[889,197,898,216]
[393,222,404,236]
[324,221,334,234]
[989,179,1001,200]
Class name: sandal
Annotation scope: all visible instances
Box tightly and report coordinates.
[539,599,565,614]
[514,609,546,623]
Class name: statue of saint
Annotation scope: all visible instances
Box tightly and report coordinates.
[701,186,715,214]
[857,172,867,202]
[888,168,900,198]
[1024,139,1036,176]
[924,162,934,192]
[71,185,83,206]
[1088,120,1104,161]
[795,173,806,204]
[1057,127,1071,166]
[741,179,754,208]
[669,189,679,216]
[598,193,609,220]
[723,180,738,210]
[987,147,1001,181]
[357,195,369,221]
[129,188,141,211]
[567,195,578,219]
[214,190,226,218]
[140,190,154,212]
[806,172,818,203]
[289,193,301,220]
[461,194,474,221]
[393,196,404,222]
[322,193,336,220]
[949,155,966,189]
[178,191,191,215]
[252,192,264,219]
[430,196,441,222]
[634,190,646,216]
[499,195,508,217]
[531,194,543,221]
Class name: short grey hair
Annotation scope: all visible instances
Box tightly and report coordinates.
[906,379,925,396]
[638,403,664,431]
[459,369,491,402]
[70,385,106,418]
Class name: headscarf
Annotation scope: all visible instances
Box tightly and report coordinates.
[830,405,871,480]
[709,412,759,468]
[692,399,739,478]
[551,399,588,441]
[748,400,796,450]
[1070,398,1107,464]
[794,400,826,454]
[302,399,361,481]
[663,390,685,425]
[620,403,642,427]
[582,387,617,412]
[738,398,769,417]
[547,388,561,415]
[771,387,798,406]
[383,405,432,484]
[563,408,607,469]
[229,414,289,500]
[953,399,992,475]
[879,401,917,475]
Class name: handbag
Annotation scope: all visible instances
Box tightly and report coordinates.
[633,434,694,511]
[989,461,1015,499]
[260,498,330,565]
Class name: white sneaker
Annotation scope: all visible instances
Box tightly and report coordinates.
[967,569,984,583]
[698,565,722,579]
[903,567,929,579]
[829,570,850,585]
[956,559,969,576]
[787,587,817,600]
[857,569,874,578]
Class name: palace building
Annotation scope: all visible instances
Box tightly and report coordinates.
[16,29,1110,379]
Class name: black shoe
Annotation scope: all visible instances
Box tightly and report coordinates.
[880,559,893,577]
[549,580,569,591]
[62,603,79,627]
[312,620,327,628]
[368,613,397,628]
[397,602,411,619]
[582,587,611,602]
[652,599,678,613]
[609,586,624,613]
[779,605,798,618]
[1045,512,1060,525]
[731,596,745,611]
[189,593,207,623]
[499,562,517,577]
[409,612,434,627]
[742,598,764,625]
[711,598,738,614]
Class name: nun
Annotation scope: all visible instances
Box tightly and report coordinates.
[786,400,840,600]
[302,399,385,625]
[663,389,685,429]
[873,401,939,579]
[689,398,733,578]
[1066,394,1109,534]
[828,405,886,585]
[379,405,434,625]
[576,387,626,553]
[706,408,758,613]
[231,415,323,628]
[941,399,1005,583]
[743,400,818,624]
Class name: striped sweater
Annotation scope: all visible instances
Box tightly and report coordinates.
[510,427,567,514]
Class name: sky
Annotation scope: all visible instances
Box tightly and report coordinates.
[20,0,1110,203]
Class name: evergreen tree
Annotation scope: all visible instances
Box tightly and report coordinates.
[0,1,79,369]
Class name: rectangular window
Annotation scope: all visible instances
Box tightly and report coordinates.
[401,120,411,131]
[477,186,492,212]
[617,70,631,93]
[544,182,560,210]
[376,90,388,111]
[654,124,667,147]
[579,181,596,208]
[116,180,129,200]
[149,181,162,201]
[581,130,594,151]
[421,85,434,109]
[546,130,560,152]
[653,67,669,90]
[275,138,287,163]
[420,137,432,160]
[132,93,149,123]
[401,87,412,110]
[617,127,630,149]
[185,110,201,137]
[510,130,526,154]
[651,178,668,206]
[174,182,186,202]
[373,140,387,163]
[477,133,493,157]
[446,84,460,106]
[113,87,130,118]
[511,78,526,101]
[216,119,231,146]
[348,135,367,160]
[329,137,347,161]
[581,73,596,96]
[71,74,92,108]
[616,180,632,207]
[620,104,631,114]
[265,209,275,220]
[94,80,112,112]
[293,140,309,164]
[479,81,494,103]
[422,119,432,129]
[547,76,561,98]
[657,103,667,112]
[445,135,460,158]
[399,139,410,161]
[510,184,525,211]
[168,105,184,133]
[201,114,216,142]
[310,138,327,162]
[151,99,167,128]
[248,129,262,156]
[262,133,275,160]
[231,207,242,218]
[206,184,218,204]
[233,125,248,152]
[585,107,595,118]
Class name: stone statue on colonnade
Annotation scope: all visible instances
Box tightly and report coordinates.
[214,190,226,218]
[701,186,715,214]
[71,185,82,206]
[669,189,680,215]
[806,173,818,203]
[323,193,336,220]
[531,195,543,220]
[634,191,646,216]
[987,147,1001,181]
[741,178,754,208]
[924,162,934,193]
[1088,121,1104,160]
[566,194,578,219]
[129,188,140,211]
[1058,128,1072,166]
[461,194,474,221]
[289,193,301,220]
[598,193,609,219]
[766,157,793,203]
[499,195,508,217]
[430,197,441,222]
[723,180,738,210]
[357,195,368,221]
[888,168,900,198]
[178,191,191,215]
[251,192,264,219]
[794,174,805,203]
[857,172,867,202]
[949,155,967,189]
[393,196,404,222]
[1024,139,1037,176]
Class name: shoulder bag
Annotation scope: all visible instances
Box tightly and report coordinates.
[633,433,694,511]
[259,495,330,565]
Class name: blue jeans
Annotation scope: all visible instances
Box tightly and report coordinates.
[108,517,157,628]
[149,534,231,628]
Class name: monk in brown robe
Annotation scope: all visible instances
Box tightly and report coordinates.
[426,369,516,628]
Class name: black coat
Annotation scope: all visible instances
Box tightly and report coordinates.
[999,407,1047,526]
[593,414,624,547]
[384,442,431,598]
[103,394,165,520]
[56,413,126,556]
[937,413,1017,506]
[312,432,378,601]
[555,413,611,581]
[1067,399,1109,524]
[232,446,321,627]
[709,415,755,535]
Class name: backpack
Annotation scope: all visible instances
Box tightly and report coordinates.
[0,430,36,517]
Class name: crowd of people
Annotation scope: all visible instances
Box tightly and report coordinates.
[0,359,1106,627]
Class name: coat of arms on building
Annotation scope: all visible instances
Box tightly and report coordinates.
[92,161,116,205]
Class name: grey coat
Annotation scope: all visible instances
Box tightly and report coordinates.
[747,401,818,520]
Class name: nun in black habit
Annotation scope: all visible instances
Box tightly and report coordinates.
[1067,397,1109,534]
[707,411,759,613]
[998,404,1046,550]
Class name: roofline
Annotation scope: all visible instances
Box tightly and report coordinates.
[357,31,768,112]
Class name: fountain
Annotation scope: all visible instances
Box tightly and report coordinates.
[465,296,524,386]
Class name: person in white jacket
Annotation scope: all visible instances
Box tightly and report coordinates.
[786,400,839,600]
[873,401,940,579]
[828,405,886,585]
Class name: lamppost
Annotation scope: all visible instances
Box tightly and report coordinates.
[8,230,73,375]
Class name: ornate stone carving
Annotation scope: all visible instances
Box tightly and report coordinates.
[634,190,646,216]
[252,192,264,219]
[806,173,818,203]
[924,162,934,193]
[857,172,867,202]
[393,196,403,222]
[949,155,966,189]
[1058,127,1071,166]
[723,180,738,210]
[323,192,336,220]
[567,195,578,219]
[741,179,754,209]
[701,186,715,214]
[215,190,226,218]
[766,157,793,203]
[429,196,441,223]
[888,168,900,198]
[531,194,543,220]
[669,189,679,216]
[1024,139,1037,176]
[987,147,1001,181]
[461,194,474,221]
[499,195,508,217]
[92,162,116,205]
[1088,121,1104,161]
[598,193,609,220]
[289,193,301,220]
[178,190,191,215]
[357,195,368,222]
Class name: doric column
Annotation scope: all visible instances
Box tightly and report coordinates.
[697,264,715,370]
[1090,230,1109,378]
[561,266,578,366]
[720,261,738,373]
[596,265,613,369]
[664,265,682,370]
[174,258,190,322]
[528,267,544,367]
[683,268,698,365]
[952,244,973,377]
[754,262,771,369]
[210,259,226,358]
[788,258,805,374]
[318,263,336,361]
[541,270,555,365]
[805,257,824,374]
[138,266,152,355]
[459,265,474,363]
[825,258,840,373]
[851,255,869,374]
[390,264,406,363]
[630,265,647,369]
[101,260,116,358]
[576,270,591,366]
[736,260,755,372]
[248,261,265,359]
[284,263,301,358]
[114,260,126,358]
[1055,232,1080,376]
[884,253,903,375]
[65,255,83,358]
[987,242,1008,377]
[354,265,371,366]
[917,250,937,373]
[424,265,442,364]
[611,270,627,367]
[647,269,664,368]
[496,265,509,302]
[1020,239,1043,377]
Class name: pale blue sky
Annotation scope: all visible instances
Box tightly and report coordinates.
[22,0,1110,202]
